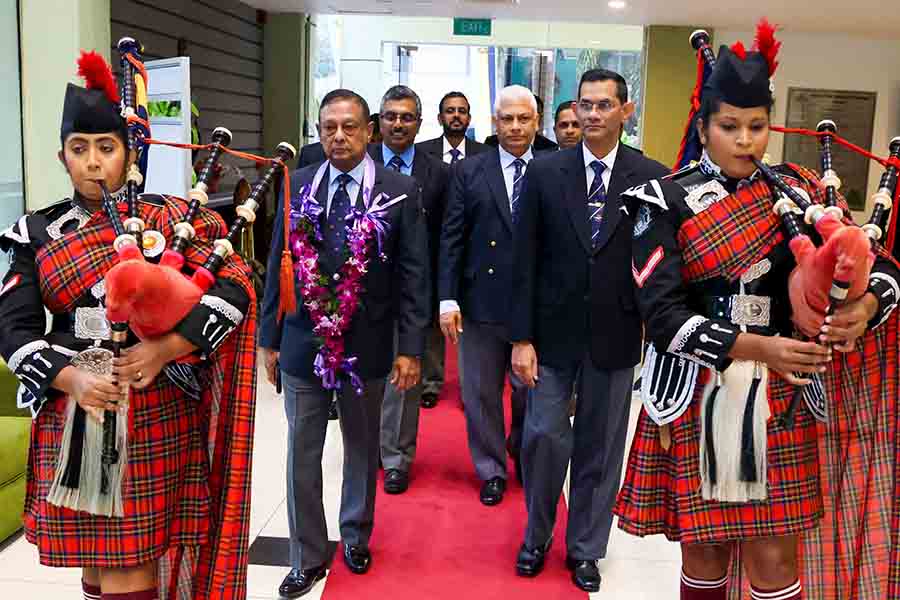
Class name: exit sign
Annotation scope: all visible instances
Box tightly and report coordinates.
[453,18,492,37]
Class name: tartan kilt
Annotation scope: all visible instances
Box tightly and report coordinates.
[23,375,210,568]
[614,374,823,544]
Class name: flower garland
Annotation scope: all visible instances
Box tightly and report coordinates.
[288,156,408,394]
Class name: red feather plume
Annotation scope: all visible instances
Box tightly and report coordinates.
[730,40,747,61]
[76,50,120,104]
[753,18,781,76]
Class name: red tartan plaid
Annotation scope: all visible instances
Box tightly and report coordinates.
[678,164,834,284]
[614,378,822,544]
[26,198,257,599]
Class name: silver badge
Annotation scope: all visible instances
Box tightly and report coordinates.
[75,307,111,341]
[684,180,728,215]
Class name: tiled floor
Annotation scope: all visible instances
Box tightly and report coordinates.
[0,366,682,598]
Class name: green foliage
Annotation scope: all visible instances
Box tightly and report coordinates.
[147,100,183,118]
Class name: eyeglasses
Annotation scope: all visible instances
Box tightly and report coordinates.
[577,99,619,114]
[381,112,420,124]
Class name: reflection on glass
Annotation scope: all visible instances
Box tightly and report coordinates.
[0,1,24,276]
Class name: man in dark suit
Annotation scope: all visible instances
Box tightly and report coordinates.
[297,113,383,169]
[439,84,541,507]
[368,85,449,494]
[260,89,429,598]
[509,69,669,592]
[416,91,488,166]
[553,100,582,150]
[484,94,559,152]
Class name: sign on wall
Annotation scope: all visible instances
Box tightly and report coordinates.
[783,87,877,211]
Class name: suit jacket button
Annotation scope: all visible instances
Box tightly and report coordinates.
[488,268,495,275]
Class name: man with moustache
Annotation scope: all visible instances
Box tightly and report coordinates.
[439,85,541,506]
[417,91,488,166]
[485,94,558,152]
[553,100,582,150]
[260,89,429,598]
[509,69,668,591]
[368,85,449,493]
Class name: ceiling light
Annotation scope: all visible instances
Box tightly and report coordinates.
[608,0,627,9]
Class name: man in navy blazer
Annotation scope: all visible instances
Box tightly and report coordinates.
[259,89,429,598]
[439,85,542,508]
[509,69,669,592]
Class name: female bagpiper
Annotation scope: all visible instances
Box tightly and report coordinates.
[614,21,900,600]
[0,51,257,599]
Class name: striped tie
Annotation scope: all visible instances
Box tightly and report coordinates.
[588,160,607,245]
[387,155,405,172]
[449,148,462,164]
[510,158,526,224]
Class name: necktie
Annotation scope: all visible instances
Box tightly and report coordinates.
[449,148,462,164]
[322,173,353,271]
[387,155,405,172]
[510,158,526,224]
[588,160,607,245]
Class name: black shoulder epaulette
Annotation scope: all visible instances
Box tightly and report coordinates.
[137,193,168,207]
[33,198,74,217]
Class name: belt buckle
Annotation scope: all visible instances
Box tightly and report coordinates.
[730,295,771,327]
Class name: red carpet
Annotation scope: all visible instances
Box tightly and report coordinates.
[322,348,587,599]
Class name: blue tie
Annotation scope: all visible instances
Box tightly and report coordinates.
[322,173,353,273]
[588,160,607,245]
[510,158,526,224]
[387,155,405,172]
[449,148,462,164]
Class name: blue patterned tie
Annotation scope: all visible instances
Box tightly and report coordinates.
[588,160,607,245]
[322,173,353,272]
[510,158,526,224]
[387,155,405,172]
[449,148,462,164]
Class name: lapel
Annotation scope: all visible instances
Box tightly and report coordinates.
[314,166,330,228]
[367,143,384,165]
[561,145,592,254]
[484,148,512,232]
[366,164,385,212]
[592,145,636,253]
[411,150,429,183]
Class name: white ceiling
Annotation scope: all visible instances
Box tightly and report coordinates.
[245,0,900,36]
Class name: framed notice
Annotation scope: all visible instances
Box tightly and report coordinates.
[783,88,876,211]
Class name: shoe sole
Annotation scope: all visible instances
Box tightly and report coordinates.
[480,497,503,506]
[572,577,600,593]
[515,566,544,577]
[384,486,408,494]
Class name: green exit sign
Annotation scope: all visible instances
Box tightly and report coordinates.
[453,18,492,37]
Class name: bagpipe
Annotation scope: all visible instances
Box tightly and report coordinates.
[48,38,296,517]
[688,28,900,427]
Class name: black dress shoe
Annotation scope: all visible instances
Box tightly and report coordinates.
[480,477,506,506]
[566,556,601,592]
[343,544,371,574]
[516,538,553,577]
[278,566,326,598]
[421,392,439,408]
[328,400,339,421]
[383,469,409,494]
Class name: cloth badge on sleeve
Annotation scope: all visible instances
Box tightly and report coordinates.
[632,246,664,288]
[0,274,22,298]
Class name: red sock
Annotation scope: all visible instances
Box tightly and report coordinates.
[82,581,101,600]
[100,590,157,600]
[681,569,728,599]
[750,580,802,600]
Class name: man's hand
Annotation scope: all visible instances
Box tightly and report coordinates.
[511,342,539,388]
[440,310,463,344]
[261,348,280,386]
[390,355,421,391]
[820,292,879,352]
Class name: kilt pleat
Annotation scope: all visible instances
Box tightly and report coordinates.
[614,376,823,544]
[24,376,209,568]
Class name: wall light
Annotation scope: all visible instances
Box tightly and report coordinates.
[608,0,627,9]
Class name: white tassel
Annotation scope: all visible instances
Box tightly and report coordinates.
[47,398,128,517]
[699,360,770,502]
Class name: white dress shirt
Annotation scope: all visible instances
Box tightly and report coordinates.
[439,145,534,317]
[325,159,366,217]
[583,141,619,193]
